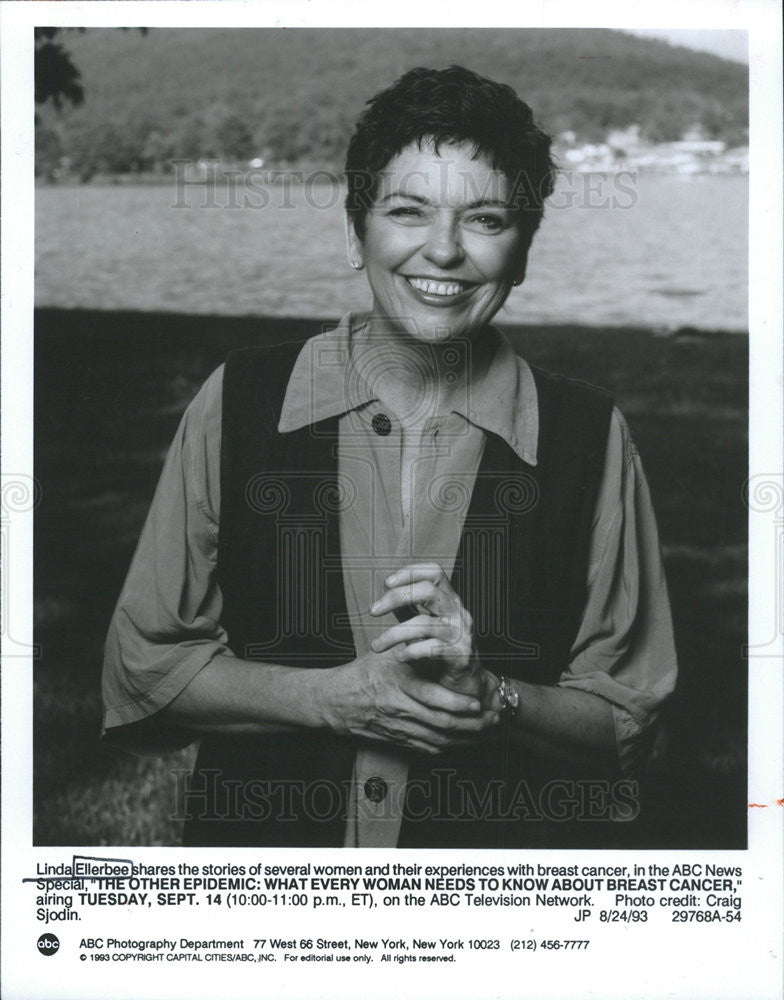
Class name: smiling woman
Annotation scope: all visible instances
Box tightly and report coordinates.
[348,141,527,343]
[101,66,677,849]
[344,66,553,346]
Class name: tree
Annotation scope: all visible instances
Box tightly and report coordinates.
[35,121,65,179]
[215,113,255,161]
[35,28,85,110]
[35,28,148,110]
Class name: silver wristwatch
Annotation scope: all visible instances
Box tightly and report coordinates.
[497,675,520,717]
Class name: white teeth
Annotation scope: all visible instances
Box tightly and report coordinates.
[407,277,465,297]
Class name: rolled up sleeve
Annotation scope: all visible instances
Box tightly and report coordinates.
[558,408,678,776]
[101,365,229,754]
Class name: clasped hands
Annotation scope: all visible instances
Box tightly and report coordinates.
[323,563,504,755]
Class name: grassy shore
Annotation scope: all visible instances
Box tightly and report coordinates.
[33,308,748,847]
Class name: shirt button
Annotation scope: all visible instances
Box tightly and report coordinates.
[364,776,388,803]
[371,413,392,436]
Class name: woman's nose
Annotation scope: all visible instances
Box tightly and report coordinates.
[422,219,464,268]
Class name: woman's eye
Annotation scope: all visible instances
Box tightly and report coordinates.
[466,214,505,232]
[388,206,424,220]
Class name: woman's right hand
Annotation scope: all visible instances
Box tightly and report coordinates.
[318,647,499,755]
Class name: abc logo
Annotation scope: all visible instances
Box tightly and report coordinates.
[37,934,60,956]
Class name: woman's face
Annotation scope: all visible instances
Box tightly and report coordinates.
[349,139,527,344]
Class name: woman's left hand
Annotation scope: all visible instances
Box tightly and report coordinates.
[369,562,482,696]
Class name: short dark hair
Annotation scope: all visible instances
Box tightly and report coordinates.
[345,65,556,244]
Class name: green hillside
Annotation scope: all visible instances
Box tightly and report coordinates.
[36,27,748,177]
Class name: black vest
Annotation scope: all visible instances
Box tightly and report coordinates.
[182,339,615,848]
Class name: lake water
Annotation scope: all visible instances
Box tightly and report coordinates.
[35,172,747,331]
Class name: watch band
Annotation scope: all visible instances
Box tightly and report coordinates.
[497,675,520,718]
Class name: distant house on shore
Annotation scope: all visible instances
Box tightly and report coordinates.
[554,121,747,177]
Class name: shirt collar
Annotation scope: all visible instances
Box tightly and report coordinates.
[278,311,538,466]
[454,329,539,466]
[277,312,375,431]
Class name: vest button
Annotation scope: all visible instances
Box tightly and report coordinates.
[371,413,392,436]
[364,776,388,803]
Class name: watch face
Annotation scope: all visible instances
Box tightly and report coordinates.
[504,678,520,714]
[498,676,518,714]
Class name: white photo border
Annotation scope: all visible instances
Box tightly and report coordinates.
[2,2,781,999]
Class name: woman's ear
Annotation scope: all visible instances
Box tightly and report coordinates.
[512,248,528,287]
[345,217,365,271]
[344,215,365,270]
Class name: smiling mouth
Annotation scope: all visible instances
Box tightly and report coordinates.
[405,276,475,298]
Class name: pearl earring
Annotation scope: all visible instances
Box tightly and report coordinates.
[350,260,361,269]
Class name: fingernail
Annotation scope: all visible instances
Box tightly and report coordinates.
[370,638,380,651]
[469,701,481,712]
[369,602,380,615]
[386,573,398,585]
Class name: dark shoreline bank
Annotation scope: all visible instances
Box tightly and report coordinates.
[34,306,748,422]
[34,305,748,340]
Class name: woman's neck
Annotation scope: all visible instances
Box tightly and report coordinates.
[350,316,493,426]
